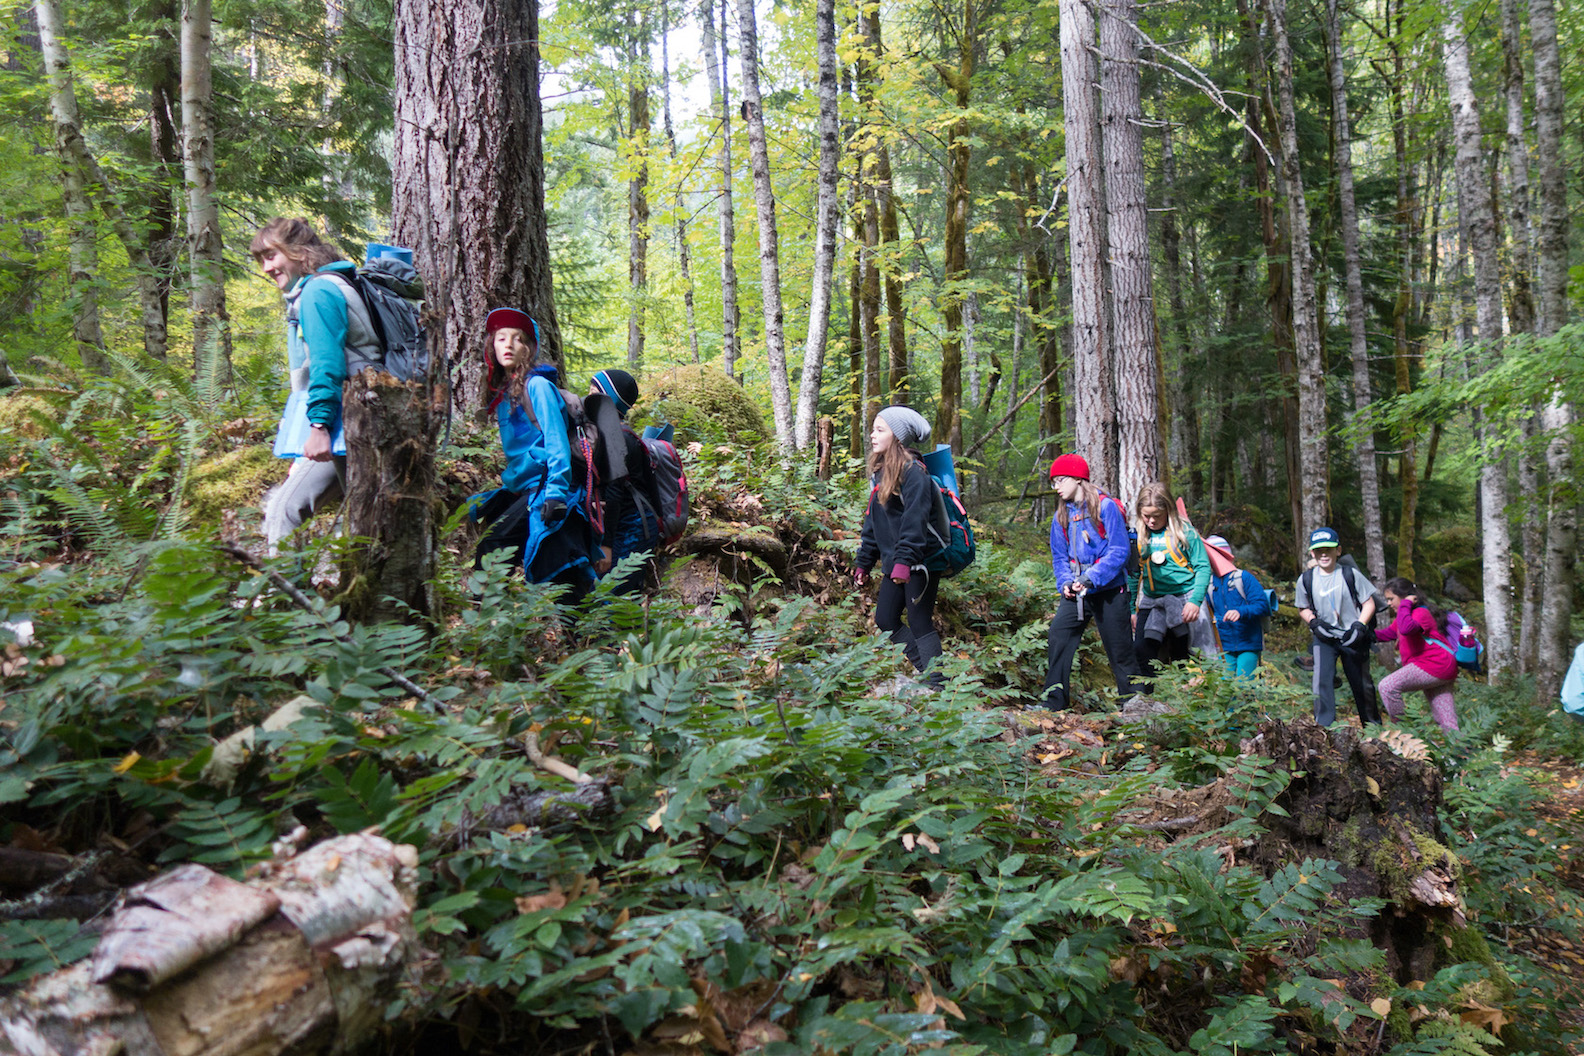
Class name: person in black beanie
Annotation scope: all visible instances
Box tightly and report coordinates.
[854,406,948,683]
[587,368,659,594]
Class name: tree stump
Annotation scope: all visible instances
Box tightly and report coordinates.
[339,369,436,623]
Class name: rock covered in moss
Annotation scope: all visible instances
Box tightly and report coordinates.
[634,365,767,444]
[0,392,66,440]
[190,445,288,525]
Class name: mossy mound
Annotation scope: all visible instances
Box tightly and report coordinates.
[1418,525,1481,598]
[634,365,768,445]
[189,444,287,525]
[0,392,67,440]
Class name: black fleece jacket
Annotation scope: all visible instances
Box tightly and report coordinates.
[856,457,944,575]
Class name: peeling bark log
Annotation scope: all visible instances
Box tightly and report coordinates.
[0,834,418,1056]
[675,529,789,572]
[454,781,616,838]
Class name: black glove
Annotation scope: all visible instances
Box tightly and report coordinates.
[1341,621,1370,650]
[1310,618,1344,646]
[540,498,568,527]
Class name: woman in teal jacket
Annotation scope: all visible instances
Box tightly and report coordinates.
[251,218,379,553]
[471,308,595,600]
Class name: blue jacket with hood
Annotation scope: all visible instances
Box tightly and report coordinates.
[1049,497,1130,594]
[1208,569,1271,654]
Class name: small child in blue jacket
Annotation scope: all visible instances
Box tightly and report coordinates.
[1204,534,1270,679]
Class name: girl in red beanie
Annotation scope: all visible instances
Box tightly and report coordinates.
[1041,454,1141,709]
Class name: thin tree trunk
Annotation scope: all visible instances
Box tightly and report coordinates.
[627,67,650,370]
[794,0,840,450]
[181,0,232,384]
[142,0,179,361]
[1102,0,1162,501]
[1268,0,1328,539]
[1240,0,1302,563]
[659,3,699,364]
[700,0,739,379]
[861,6,907,403]
[37,0,168,368]
[846,179,865,457]
[933,0,974,452]
[1443,8,1514,679]
[1530,0,1574,702]
[1326,0,1384,583]
[391,0,560,409]
[734,0,793,447]
[1060,0,1114,488]
[861,186,882,436]
[1388,0,1420,580]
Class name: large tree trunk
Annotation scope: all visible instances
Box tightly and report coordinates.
[1530,0,1574,703]
[734,0,793,448]
[659,4,699,365]
[627,76,650,371]
[933,0,974,453]
[0,834,417,1056]
[392,0,560,410]
[1160,120,1200,503]
[1060,0,1115,490]
[1443,9,1514,679]
[1325,0,1384,583]
[846,187,865,458]
[339,371,437,622]
[794,0,841,451]
[142,0,179,362]
[181,0,231,384]
[1267,0,1328,539]
[700,0,739,380]
[1102,0,1163,502]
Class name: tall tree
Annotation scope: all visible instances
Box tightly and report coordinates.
[734,0,793,446]
[1325,0,1383,582]
[794,0,840,450]
[1531,0,1574,700]
[933,0,975,452]
[1160,120,1200,501]
[181,0,231,382]
[1101,0,1163,501]
[1386,0,1421,580]
[700,0,739,379]
[658,4,700,364]
[1442,4,1514,678]
[392,0,561,409]
[1267,0,1327,537]
[626,42,650,371]
[860,5,908,403]
[1060,0,1115,487]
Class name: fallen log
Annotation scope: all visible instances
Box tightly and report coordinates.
[0,832,418,1056]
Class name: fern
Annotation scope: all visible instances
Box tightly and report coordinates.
[1245,858,1344,933]
[161,795,276,869]
[0,920,98,984]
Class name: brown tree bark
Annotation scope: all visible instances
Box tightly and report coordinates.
[1388,0,1420,581]
[339,371,437,622]
[860,6,908,404]
[181,0,232,384]
[933,0,974,453]
[627,76,650,371]
[659,3,699,364]
[1102,0,1163,502]
[1060,0,1115,489]
[392,0,560,411]
[1160,120,1200,502]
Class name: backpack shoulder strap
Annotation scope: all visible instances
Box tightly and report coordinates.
[1301,567,1314,605]
[1228,569,1248,598]
[1341,566,1363,609]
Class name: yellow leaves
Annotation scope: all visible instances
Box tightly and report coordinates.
[1370,997,1393,1017]
[646,790,670,832]
[1525,828,1540,837]
[113,752,142,773]
[1458,998,1510,1035]
[900,832,940,855]
[1366,777,1381,797]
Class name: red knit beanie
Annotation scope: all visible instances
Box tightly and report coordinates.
[1049,454,1090,480]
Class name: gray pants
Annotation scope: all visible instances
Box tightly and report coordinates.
[1312,640,1380,726]
[263,456,344,554]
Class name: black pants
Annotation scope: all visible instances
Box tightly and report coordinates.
[473,494,594,607]
[875,570,939,639]
[1135,619,1191,693]
[1312,640,1380,726]
[1042,585,1140,710]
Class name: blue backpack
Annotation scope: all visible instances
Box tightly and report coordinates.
[920,445,976,577]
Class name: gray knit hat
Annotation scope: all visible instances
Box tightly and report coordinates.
[876,406,931,449]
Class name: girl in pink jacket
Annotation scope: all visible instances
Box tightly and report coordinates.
[1375,577,1459,731]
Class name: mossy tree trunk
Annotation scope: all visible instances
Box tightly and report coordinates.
[339,371,437,623]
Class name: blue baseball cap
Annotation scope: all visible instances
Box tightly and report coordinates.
[1308,527,1341,550]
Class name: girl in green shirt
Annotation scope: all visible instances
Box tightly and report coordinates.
[1131,481,1212,683]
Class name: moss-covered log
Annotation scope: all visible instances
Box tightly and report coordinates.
[339,369,437,623]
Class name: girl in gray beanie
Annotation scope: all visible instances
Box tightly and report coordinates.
[854,406,948,683]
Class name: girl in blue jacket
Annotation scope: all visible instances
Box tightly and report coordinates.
[1040,454,1141,710]
[471,308,595,601]
[1203,534,1270,679]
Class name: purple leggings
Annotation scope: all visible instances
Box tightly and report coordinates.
[1379,662,1459,731]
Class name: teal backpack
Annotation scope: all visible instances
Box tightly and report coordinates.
[920,445,977,577]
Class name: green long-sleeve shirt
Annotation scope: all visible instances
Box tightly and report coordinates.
[1137,526,1211,605]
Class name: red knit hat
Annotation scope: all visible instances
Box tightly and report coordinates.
[1049,454,1090,480]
